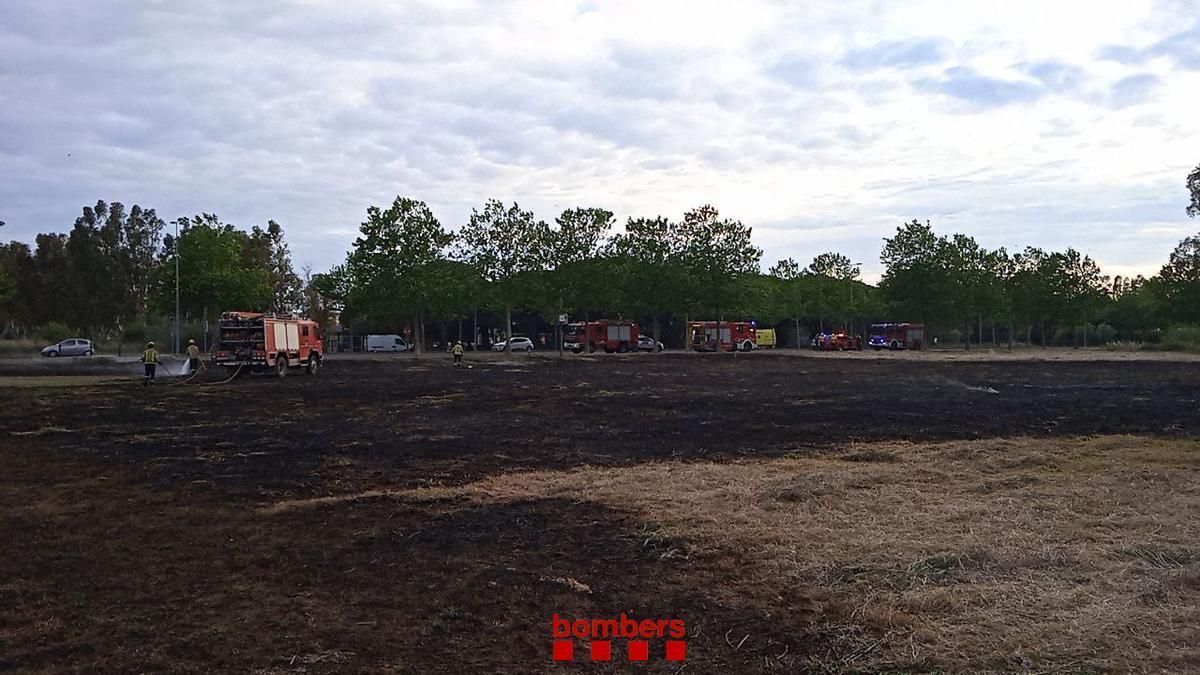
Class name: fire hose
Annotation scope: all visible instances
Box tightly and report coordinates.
[200,362,244,386]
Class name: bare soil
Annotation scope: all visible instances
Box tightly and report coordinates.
[2,352,1198,673]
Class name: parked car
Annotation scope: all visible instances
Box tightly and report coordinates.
[41,338,95,357]
[492,337,534,352]
[637,335,664,352]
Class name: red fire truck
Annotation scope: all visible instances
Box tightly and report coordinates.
[815,332,863,351]
[688,321,757,352]
[214,311,324,376]
[564,320,639,353]
[868,323,924,351]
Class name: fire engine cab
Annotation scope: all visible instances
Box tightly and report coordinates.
[688,321,757,352]
[564,320,639,353]
[214,311,324,376]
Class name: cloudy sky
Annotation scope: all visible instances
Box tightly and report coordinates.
[1,0,1198,280]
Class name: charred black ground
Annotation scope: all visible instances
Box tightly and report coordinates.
[2,352,1198,672]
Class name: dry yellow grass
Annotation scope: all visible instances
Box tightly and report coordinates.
[268,435,1200,671]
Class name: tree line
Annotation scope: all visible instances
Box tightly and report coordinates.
[1,162,1198,351]
[0,202,307,343]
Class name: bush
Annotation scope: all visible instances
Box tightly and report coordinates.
[121,321,148,345]
[37,321,72,344]
[1161,325,1200,352]
[1094,323,1118,344]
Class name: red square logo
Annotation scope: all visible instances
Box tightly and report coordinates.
[552,640,573,661]
[666,640,687,661]
[628,640,649,661]
[590,640,611,661]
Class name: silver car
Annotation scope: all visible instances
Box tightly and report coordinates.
[41,338,95,357]
[492,337,534,352]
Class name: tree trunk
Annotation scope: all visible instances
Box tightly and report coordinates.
[504,303,513,353]
[978,313,983,346]
[794,317,801,350]
[653,313,661,342]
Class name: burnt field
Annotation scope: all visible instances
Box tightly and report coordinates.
[2,352,1199,673]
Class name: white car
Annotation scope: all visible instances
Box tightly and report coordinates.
[41,338,95,357]
[637,335,664,352]
[493,337,534,352]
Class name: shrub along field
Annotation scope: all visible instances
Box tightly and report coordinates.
[1,351,1198,672]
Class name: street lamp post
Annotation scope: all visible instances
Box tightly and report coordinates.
[174,219,180,355]
[849,262,863,337]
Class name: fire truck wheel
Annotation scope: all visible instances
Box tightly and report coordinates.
[275,356,288,378]
[306,355,320,375]
[890,340,900,351]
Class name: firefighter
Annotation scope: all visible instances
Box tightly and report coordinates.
[141,341,160,386]
[452,340,465,368]
[186,339,202,375]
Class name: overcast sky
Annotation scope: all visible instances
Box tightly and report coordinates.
[1,0,1198,281]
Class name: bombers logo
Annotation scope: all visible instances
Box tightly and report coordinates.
[551,613,687,662]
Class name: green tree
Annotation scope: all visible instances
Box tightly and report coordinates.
[943,234,995,346]
[807,252,860,280]
[806,252,862,332]
[0,221,15,317]
[300,265,334,329]
[677,205,762,330]
[1187,163,1199,219]
[258,221,303,314]
[344,197,455,354]
[455,200,551,352]
[549,207,615,323]
[31,233,71,329]
[608,216,690,340]
[768,258,807,347]
[1105,275,1163,337]
[68,201,164,334]
[152,214,273,335]
[1159,232,1200,324]
[879,220,953,326]
[1056,249,1109,345]
[1009,247,1054,345]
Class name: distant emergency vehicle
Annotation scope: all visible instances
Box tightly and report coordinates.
[814,332,862,351]
[868,323,924,350]
[564,320,639,353]
[688,321,757,352]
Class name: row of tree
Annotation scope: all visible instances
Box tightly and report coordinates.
[312,193,1200,351]
[1,162,1198,350]
[0,202,308,341]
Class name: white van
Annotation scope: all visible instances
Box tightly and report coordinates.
[366,334,410,352]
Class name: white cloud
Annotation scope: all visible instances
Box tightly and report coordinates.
[0,0,1197,280]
